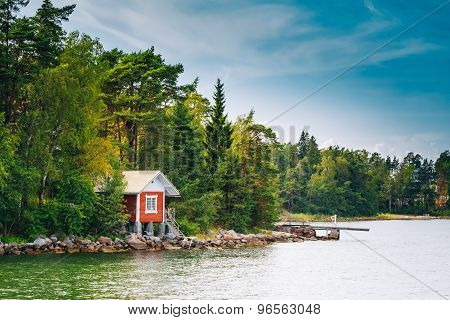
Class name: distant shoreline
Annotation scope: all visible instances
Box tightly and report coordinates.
[281,213,450,223]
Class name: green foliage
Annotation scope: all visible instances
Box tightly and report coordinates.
[90,170,128,236]
[101,48,186,168]
[1,1,449,241]
[176,216,200,236]
[204,79,233,174]
[25,200,84,237]
[172,191,221,232]
[0,235,26,244]
[166,102,205,189]
[435,151,450,209]
[278,142,441,216]
[225,111,281,230]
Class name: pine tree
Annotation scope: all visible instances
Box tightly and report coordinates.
[297,130,310,160]
[0,0,31,123]
[204,79,232,173]
[168,102,204,190]
[101,49,185,168]
[32,0,76,67]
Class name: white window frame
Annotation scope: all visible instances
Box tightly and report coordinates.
[145,195,158,214]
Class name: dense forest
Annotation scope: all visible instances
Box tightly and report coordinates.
[1,1,449,240]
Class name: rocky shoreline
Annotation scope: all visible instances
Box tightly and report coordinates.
[0,227,333,256]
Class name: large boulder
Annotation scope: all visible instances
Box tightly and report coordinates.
[180,238,191,249]
[149,236,161,244]
[226,230,239,238]
[80,239,92,246]
[99,245,115,253]
[33,236,47,249]
[98,236,112,246]
[223,234,234,241]
[162,241,182,250]
[63,237,72,244]
[24,248,41,255]
[65,245,80,253]
[80,245,96,253]
[53,246,65,254]
[165,233,176,240]
[127,234,147,250]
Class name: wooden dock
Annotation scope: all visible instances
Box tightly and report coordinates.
[275,222,369,240]
[276,222,370,232]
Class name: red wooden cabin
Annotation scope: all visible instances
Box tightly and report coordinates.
[122,171,181,235]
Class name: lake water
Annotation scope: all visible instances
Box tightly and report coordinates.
[1,220,449,299]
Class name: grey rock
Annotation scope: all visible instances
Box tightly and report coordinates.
[226,229,238,238]
[149,236,161,243]
[165,232,176,240]
[82,239,92,245]
[180,239,191,248]
[33,237,47,249]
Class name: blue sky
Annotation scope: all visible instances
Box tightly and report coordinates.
[24,0,450,159]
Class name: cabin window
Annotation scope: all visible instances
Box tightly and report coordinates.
[145,195,158,213]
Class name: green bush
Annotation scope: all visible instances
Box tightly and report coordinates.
[172,191,221,233]
[176,216,201,236]
[0,235,26,244]
[89,170,128,236]
[24,200,85,237]
[433,209,450,217]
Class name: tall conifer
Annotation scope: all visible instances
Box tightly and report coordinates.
[204,78,232,173]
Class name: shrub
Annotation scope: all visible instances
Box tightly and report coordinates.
[176,216,200,236]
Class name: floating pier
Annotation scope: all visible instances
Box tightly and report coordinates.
[275,222,370,240]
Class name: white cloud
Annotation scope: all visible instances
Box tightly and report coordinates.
[364,0,382,16]
[369,133,449,160]
[374,143,385,153]
[320,138,336,149]
[53,0,439,81]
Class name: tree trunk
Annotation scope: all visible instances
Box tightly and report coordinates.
[116,118,123,162]
[38,173,47,206]
[125,120,138,168]
[38,125,61,206]
[134,123,138,168]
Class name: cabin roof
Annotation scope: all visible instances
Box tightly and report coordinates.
[122,170,180,197]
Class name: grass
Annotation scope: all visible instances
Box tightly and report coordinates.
[281,213,332,223]
[0,235,27,244]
